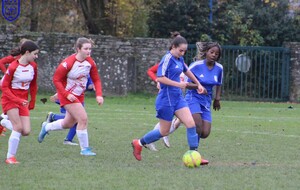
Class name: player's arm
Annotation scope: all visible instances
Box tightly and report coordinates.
[53,61,72,98]
[0,55,15,73]
[89,60,104,105]
[213,85,221,111]
[28,63,38,110]
[184,70,206,94]
[1,64,25,104]
[147,63,159,82]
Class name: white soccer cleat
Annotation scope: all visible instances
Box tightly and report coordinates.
[162,136,170,148]
[144,143,158,151]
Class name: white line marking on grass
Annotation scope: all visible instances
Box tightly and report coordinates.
[214,128,300,138]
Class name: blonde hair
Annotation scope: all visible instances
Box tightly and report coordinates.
[75,37,94,52]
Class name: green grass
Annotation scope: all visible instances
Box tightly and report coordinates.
[0,94,299,190]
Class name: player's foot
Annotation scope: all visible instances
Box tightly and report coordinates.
[80,147,96,156]
[63,140,79,146]
[38,122,48,143]
[144,143,158,151]
[5,156,19,164]
[131,139,142,161]
[201,158,209,165]
[162,136,170,148]
[45,112,54,123]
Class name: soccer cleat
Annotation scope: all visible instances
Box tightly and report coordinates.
[80,147,96,156]
[45,112,54,123]
[162,136,170,148]
[5,156,19,164]
[38,122,48,143]
[63,140,79,146]
[131,139,143,161]
[200,158,209,165]
[144,143,158,151]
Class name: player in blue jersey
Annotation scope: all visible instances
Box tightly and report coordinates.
[45,75,95,145]
[131,35,206,161]
[149,42,223,165]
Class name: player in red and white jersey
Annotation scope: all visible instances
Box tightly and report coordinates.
[38,37,104,156]
[1,40,39,164]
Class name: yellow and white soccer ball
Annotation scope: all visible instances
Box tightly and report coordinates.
[182,150,202,168]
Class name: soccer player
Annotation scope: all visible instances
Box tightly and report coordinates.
[1,40,39,164]
[152,42,223,165]
[0,38,29,136]
[38,37,104,156]
[46,75,95,146]
[131,35,205,161]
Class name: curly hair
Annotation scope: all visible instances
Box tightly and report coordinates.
[195,42,222,61]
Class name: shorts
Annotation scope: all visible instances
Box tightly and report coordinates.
[2,101,30,116]
[156,96,188,122]
[188,102,212,123]
[58,93,84,107]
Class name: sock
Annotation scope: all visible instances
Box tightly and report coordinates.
[153,122,160,130]
[1,118,13,131]
[7,130,21,158]
[1,113,8,120]
[52,113,65,121]
[65,124,77,141]
[140,129,162,145]
[45,119,63,131]
[186,127,198,150]
[169,123,176,134]
[76,129,89,150]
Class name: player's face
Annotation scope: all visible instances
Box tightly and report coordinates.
[78,43,92,58]
[26,49,39,62]
[172,44,187,58]
[206,46,220,63]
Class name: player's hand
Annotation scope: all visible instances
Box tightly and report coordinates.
[21,100,29,107]
[213,99,221,111]
[197,85,207,94]
[96,96,104,105]
[178,81,187,89]
[29,101,35,110]
[67,94,77,102]
[156,82,160,90]
[50,93,58,102]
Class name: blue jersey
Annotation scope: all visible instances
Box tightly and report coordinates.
[156,52,188,106]
[185,59,223,105]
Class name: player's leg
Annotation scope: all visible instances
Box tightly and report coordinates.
[5,108,23,164]
[64,103,95,156]
[175,107,198,151]
[63,124,78,145]
[38,110,76,143]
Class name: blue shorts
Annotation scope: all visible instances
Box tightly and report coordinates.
[188,102,212,123]
[156,96,188,122]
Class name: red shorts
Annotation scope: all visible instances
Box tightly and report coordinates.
[58,93,84,107]
[2,100,30,116]
[1,89,30,116]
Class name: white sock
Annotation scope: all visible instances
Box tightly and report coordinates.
[7,130,21,159]
[45,120,63,131]
[1,113,8,120]
[1,118,13,131]
[76,129,89,150]
[153,122,160,130]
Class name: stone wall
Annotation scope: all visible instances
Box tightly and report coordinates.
[284,42,300,102]
[0,29,167,96]
[1,27,299,102]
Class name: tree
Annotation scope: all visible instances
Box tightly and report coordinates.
[147,0,210,43]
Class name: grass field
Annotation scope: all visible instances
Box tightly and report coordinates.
[0,93,299,190]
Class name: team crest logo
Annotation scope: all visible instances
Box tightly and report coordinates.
[1,0,20,22]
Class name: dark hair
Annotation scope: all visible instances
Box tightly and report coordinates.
[195,42,222,61]
[170,31,181,39]
[19,40,39,55]
[169,35,187,50]
[10,38,30,56]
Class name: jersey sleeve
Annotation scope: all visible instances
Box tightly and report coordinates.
[147,63,159,81]
[29,62,38,110]
[53,55,75,98]
[88,58,103,97]
[1,61,24,104]
[0,55,15,73]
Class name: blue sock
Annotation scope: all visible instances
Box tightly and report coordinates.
[186,127,198,150]
[140,129,162,145]
[65,124,77,141]
[53,113,65,121]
